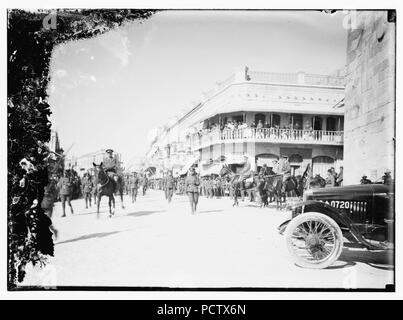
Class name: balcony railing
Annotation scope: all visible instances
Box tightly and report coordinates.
[190,128,344,149]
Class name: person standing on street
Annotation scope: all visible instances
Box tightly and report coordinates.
[58,170,74,217]
[185,166,200,214]
[325,169,336,188]
[81,172,93,209]
[130,171,140,203]
[41,173,59,238]
[142,174,148,196]
[164,170,176,203]
[336,166,344,187]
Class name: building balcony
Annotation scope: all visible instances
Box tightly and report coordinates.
[190,128,344,150]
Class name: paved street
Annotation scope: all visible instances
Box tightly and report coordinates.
[21,190,393,289]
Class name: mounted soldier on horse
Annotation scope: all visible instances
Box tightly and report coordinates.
[92,149,125,218]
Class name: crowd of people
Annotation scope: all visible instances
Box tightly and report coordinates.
[40,149,393,221]
[191,118,340,143]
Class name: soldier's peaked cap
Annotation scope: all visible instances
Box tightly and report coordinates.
[105,149,114,153]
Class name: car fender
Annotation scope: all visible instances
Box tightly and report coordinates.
[278,219,291,235]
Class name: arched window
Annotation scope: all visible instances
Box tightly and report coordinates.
[254,113,266,125]
[312,156,334,177]
[326,117,337,131]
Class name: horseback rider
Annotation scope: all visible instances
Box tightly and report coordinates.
[237,154,253,186]
[103,149,118,174]
[259,163,269,176]
[272,158,280,175]
[278,155,291,183]
[103,149,119,192]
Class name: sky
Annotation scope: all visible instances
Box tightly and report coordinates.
[48,10,347,167]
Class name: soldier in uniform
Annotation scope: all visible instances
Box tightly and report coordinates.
[185,166,200,214]
[141,174,149,196]
[236,155,253,187]
[103,149,120,193]
[41,173,59,238]
[81,172,94,209]
[259,163,270,176]
[336,166,344,187]
[164,170,176,203]
[57,170,74,217]
[383,170,393,185]
[130,171,140,203]
[272,158,280,175]
[278,155,291,183]
[103,149,118,174]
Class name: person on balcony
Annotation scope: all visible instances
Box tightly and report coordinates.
[250,121,256,138]
[264,121,270,138]
[257,120,264,138]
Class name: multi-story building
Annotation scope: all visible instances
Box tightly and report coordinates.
[146,68,345,177]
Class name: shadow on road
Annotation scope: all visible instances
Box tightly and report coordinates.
[55,230,127,246]
[197,210,224,214]
[124,210,165,218]
[338,245,394,270]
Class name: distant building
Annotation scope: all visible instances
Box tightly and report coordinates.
[146,68,345,177]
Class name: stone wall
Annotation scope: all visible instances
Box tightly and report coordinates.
[344,11,395,184]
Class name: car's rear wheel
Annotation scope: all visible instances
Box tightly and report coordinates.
[285,212,344,269]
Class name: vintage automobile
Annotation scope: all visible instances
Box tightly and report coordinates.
[278,183,394,269]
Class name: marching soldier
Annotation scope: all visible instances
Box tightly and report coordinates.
[81,172,94,209]
[57,170,74,217]
[130,171,140,203]
[164,170,176,203]
[185,166,200,214]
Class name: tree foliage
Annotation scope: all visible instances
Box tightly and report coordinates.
[8,9,156,288]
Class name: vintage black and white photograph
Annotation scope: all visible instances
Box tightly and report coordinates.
[6,7,396,291]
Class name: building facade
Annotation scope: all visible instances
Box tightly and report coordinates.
[146,68,345,178]
[344,11,395,184]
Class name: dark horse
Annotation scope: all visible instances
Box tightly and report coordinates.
[93,162,125,218]
[261,165,311,210]
[219,164,256,207]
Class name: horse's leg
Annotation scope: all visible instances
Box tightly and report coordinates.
[108,196,112,217]
[97,194,101,218]
[112,195,115,215]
